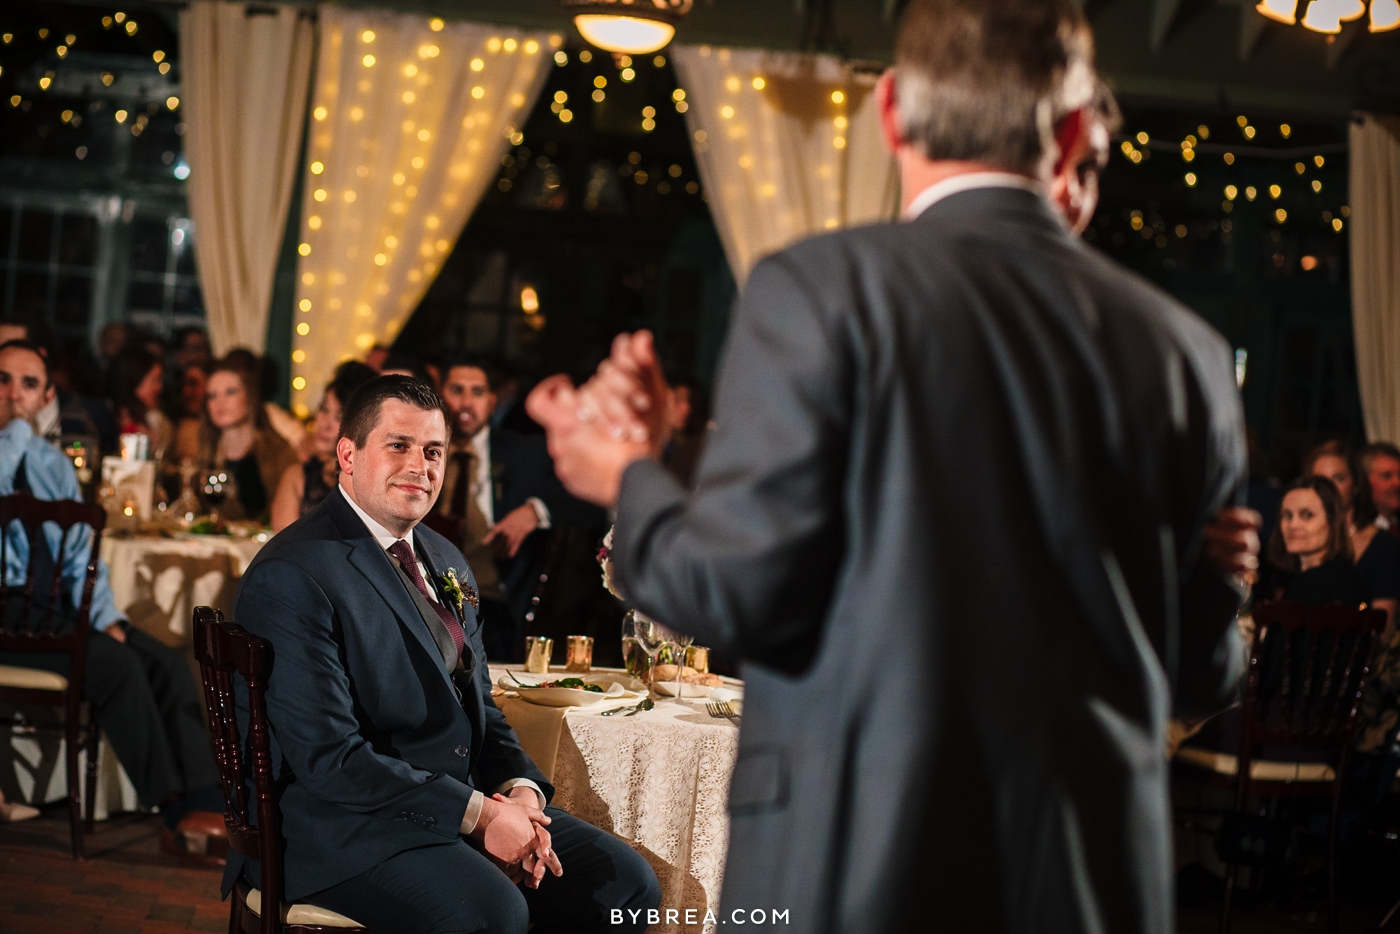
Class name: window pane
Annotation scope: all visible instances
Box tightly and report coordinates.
[171,279,204,317]
[12,272,50,317]
[54,276,92,327]
[17,211,54,264]
[125,280,165,313]
[58,214,98,267]
[129,219,169,273]
[174,238,197,277]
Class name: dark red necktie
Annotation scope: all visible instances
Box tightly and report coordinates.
[387,540,465,658]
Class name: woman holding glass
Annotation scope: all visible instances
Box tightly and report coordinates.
[187,358,298,523]
[109,346,172,459]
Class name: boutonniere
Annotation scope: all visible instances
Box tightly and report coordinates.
[440,569,478,612]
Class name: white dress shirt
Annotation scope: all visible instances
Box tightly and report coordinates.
[339,481,546,832]
[902,171,1046,221]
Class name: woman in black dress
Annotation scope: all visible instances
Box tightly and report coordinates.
[269,362,376,532]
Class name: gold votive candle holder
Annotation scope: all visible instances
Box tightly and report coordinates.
[685,646,710,673]
[523,636,553,674]
[565,635,594,672]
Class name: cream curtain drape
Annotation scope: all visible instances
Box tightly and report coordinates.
[291,9,554,416]
[671,45,899,286]
[1350,113,1400,444]
[180,1,314,356]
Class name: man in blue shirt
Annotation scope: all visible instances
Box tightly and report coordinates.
[0,340,225,865]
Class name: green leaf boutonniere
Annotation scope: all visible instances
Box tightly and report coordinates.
[440,569,478,612]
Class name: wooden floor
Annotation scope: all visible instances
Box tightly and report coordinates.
[2,802,1399,933]
[0,804,228,934]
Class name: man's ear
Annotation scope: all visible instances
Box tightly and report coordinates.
[44,385,56,407]
[1052,107,1088,180]
[875,70,904,156]
[336,436,356,476]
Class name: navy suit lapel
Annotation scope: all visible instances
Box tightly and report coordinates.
[327,489,456,694]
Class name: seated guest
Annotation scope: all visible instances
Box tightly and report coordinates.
[1254,475,1363,606]
[193,359,298,523]
[0,342,225,861]
[1360,442,1400,538]
[223,348,307,453]
[109,346,172,459]
[169,361,208,464]
[0,320,111,465]
[270,362,376,532]
[436,357,606,661]
[230,377,658,931]
[1303,440,1400,620]
[173,327,212,373]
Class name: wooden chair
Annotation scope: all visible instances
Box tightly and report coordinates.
[193,606,369,933]
[1174,601,1387,934]
[0,493,106,860]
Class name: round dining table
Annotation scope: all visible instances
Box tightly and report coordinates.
[490,665,740,934]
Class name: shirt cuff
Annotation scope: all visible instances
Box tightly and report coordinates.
[527,497,551,530]
[496,778,546,810]
[459,789,485,835]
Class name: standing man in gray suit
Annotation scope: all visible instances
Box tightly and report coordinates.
[528,1,1258,931]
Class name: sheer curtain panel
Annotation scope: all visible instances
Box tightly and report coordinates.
[180,1,314,356]
[1351,114,1400,443]
[672,46,899,286]
[291,9,554,416]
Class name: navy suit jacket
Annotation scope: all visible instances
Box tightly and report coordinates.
[225,485,551,901]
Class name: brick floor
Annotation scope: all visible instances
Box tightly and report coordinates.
[0,804,228,933]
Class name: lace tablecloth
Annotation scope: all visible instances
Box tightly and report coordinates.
[491,666,739,934]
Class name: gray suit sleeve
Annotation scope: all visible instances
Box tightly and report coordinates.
[614,256,851,672]
[236,557,474,837]
[1173,332,1250,720]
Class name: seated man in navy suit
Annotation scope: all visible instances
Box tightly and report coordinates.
[230,376,658,933]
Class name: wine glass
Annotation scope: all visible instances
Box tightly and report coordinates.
[632,613,668,692]
[620,611,649,685]
[660,625,694,700]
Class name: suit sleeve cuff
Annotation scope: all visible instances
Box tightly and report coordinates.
[527,497,551,530]
[496,778,546,810]
[459,789,485,835]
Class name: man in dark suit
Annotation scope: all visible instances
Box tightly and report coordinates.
[528,1,1256,931]
[230,376,657,933]
[436,357,605,661]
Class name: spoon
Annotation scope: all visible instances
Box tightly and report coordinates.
[600,697,654,717]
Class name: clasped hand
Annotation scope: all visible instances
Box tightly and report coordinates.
[526,331,672,508]
[472,787,562,888]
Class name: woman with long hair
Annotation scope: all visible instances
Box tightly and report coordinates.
[1302,440,1400,623]
[190,358,298,523]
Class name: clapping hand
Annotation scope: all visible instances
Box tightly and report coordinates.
[526,331,672,507]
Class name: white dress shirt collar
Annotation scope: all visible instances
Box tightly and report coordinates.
[903,171,1046,221]
[339,480,418,554]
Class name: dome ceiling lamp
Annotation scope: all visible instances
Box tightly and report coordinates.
[562,0,693,55]
[1255,0,1399,33]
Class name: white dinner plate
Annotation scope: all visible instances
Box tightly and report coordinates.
[651,679,719,698]
[497,674,631,707]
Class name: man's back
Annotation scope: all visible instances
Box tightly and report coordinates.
[613,186,1245,932]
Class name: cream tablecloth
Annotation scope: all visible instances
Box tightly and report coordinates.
[491,665,739,934]
[2,533,265,817]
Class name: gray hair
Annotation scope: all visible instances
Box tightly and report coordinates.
[893,0,1096,177]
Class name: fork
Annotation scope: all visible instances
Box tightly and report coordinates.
[706,700,741,725]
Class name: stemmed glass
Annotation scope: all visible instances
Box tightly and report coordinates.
[661,626,694,700]
[632,613,669,692]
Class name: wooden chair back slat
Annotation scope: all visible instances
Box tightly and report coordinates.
[194,607,284,934]
[0,493,106,649]
[1237,602,1387,805]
